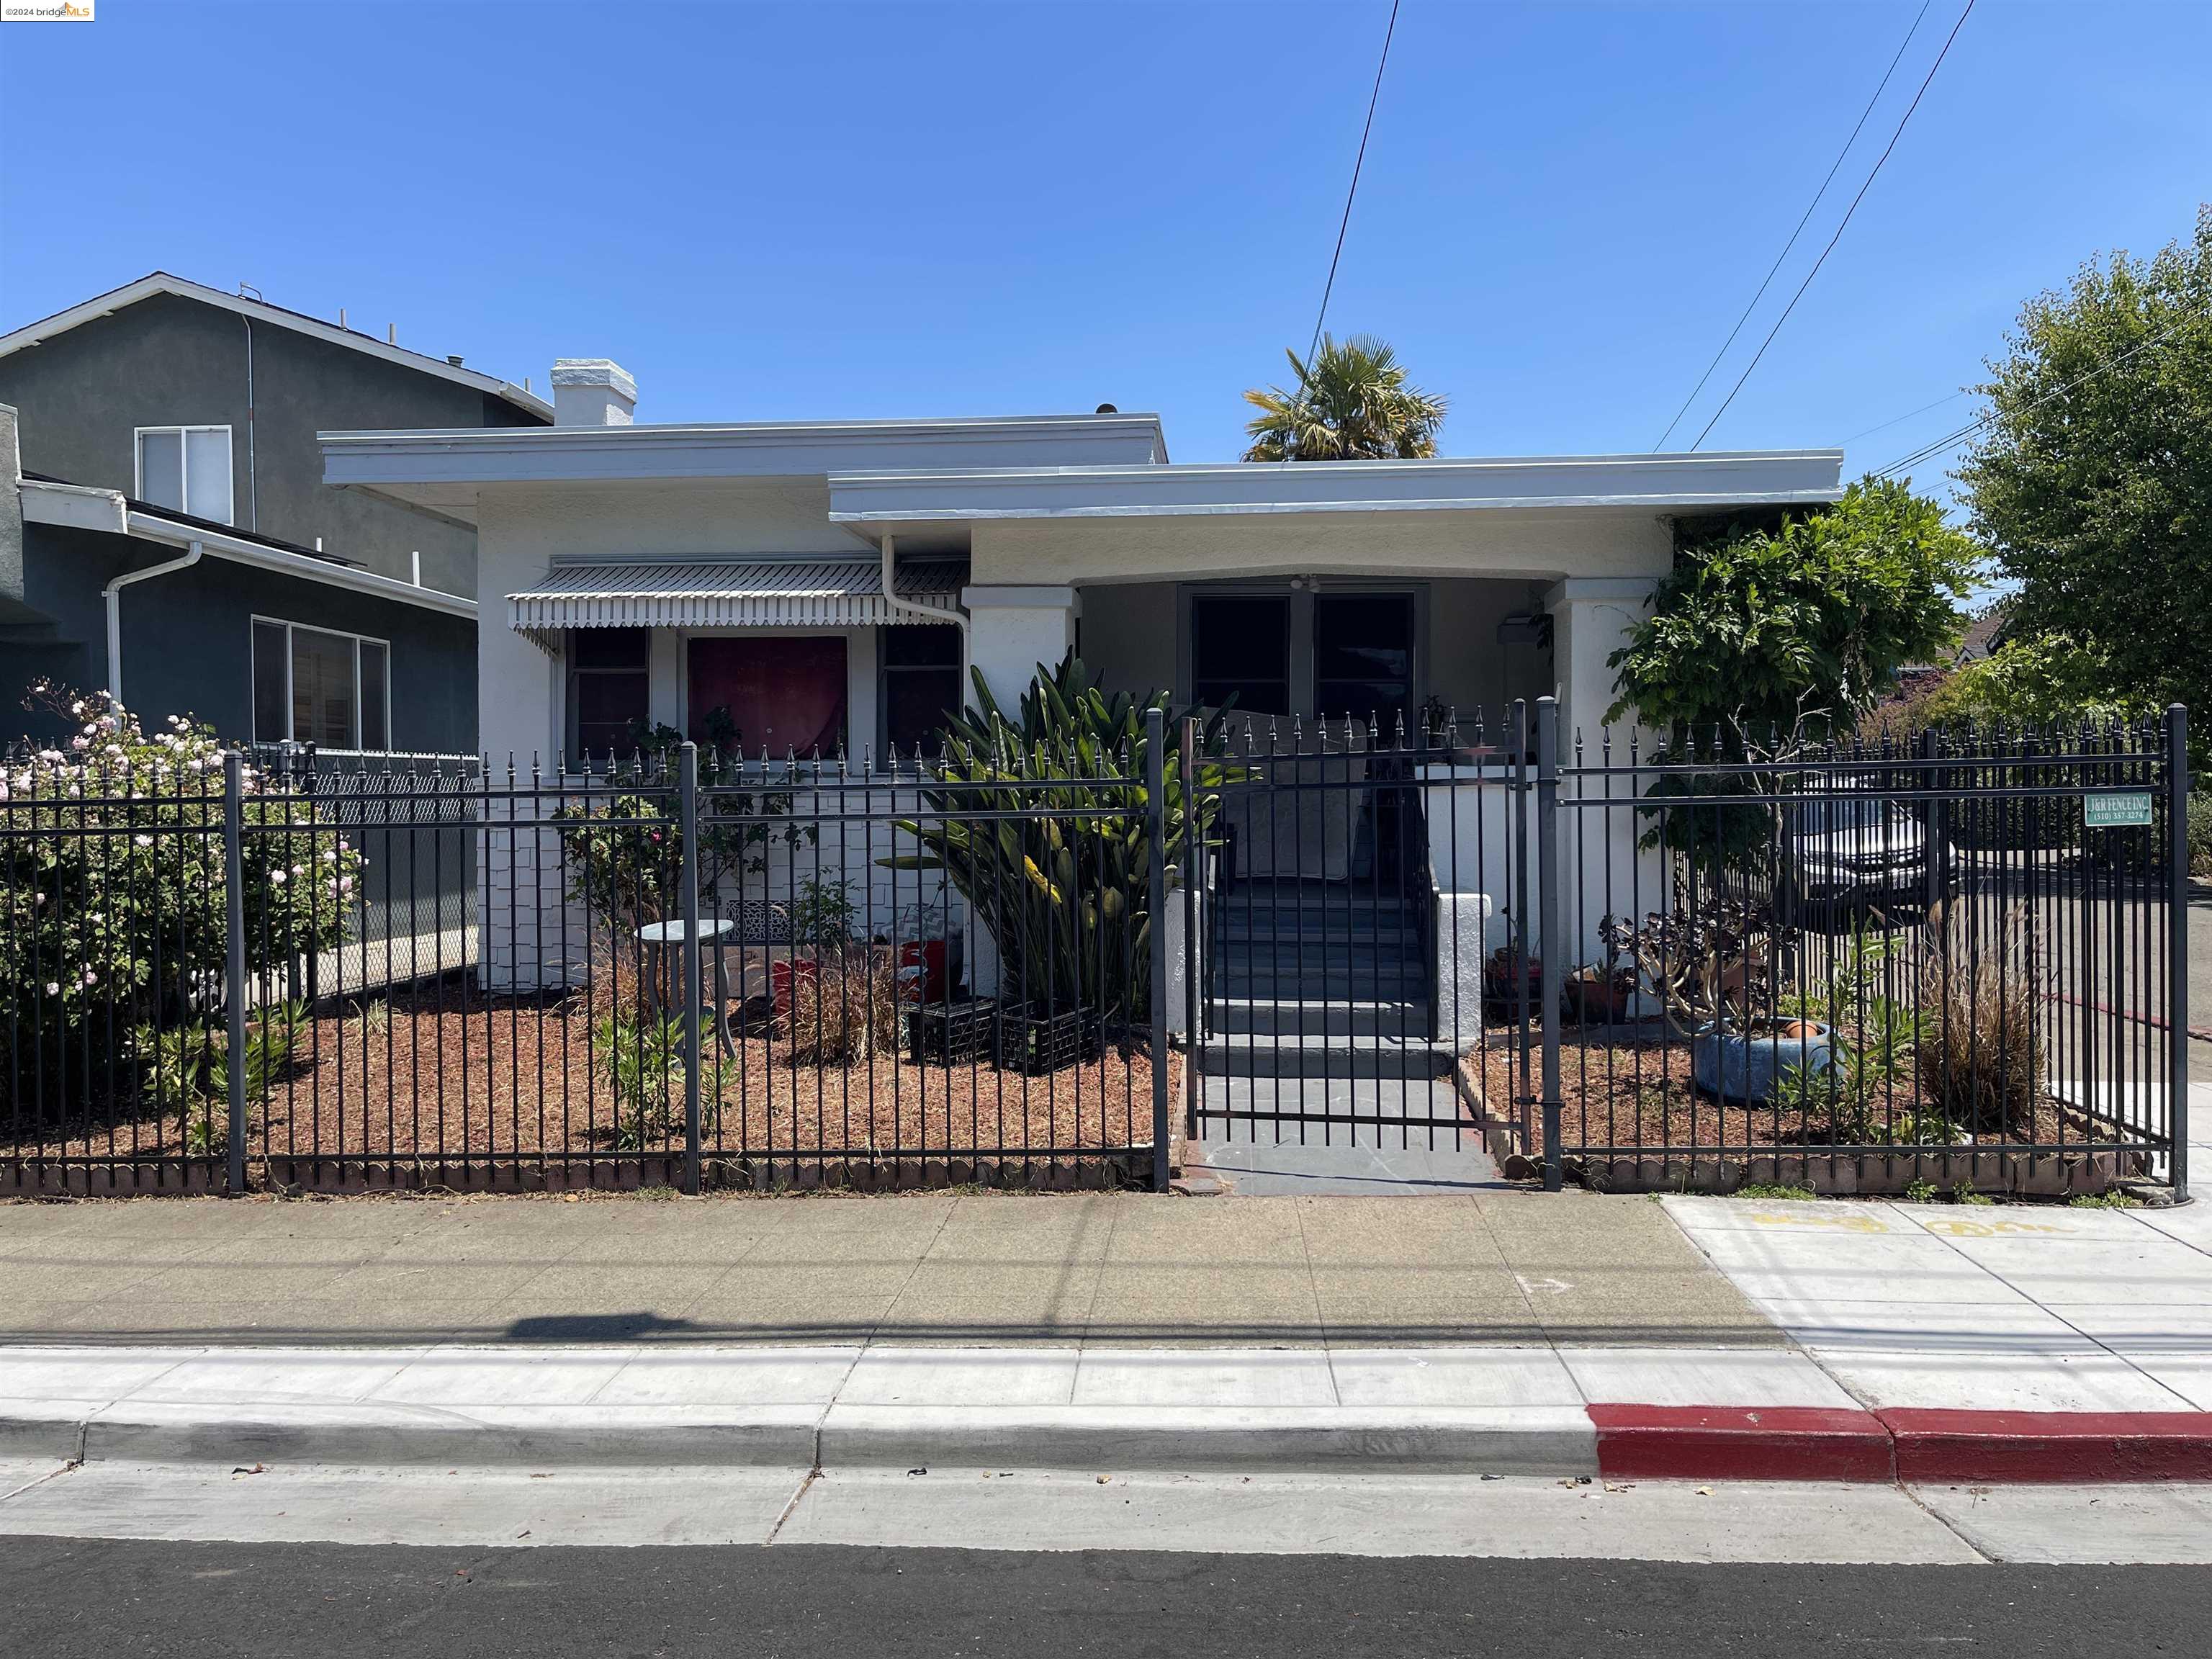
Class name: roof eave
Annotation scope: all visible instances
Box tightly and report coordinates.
[0,273,553,422]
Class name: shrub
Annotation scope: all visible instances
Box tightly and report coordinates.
[140,1001,308,1154]
[595,1009,687,1150]
[886,652,1237,1029]
[1608,477,1980,741]
[1915,900,2047,1138]
[555,721,812,935]
[0,685,363,1118]
[1597,872,1780,1039]
[783,947,902,1066]
[2189,794,2212,878]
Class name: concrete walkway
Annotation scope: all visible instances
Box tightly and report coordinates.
[1665,1193,2212,1413]
[1189,1076,1505,1195]
[0,1189,1772,1349]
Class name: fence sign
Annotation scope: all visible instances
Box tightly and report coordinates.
[2085,791,2154,829]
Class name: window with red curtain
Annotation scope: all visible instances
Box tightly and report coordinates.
[686,637,848,758]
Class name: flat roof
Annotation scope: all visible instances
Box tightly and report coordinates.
[320,413,1172,519]
[825,450,1847,524]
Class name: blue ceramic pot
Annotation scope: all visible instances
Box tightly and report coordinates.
[1691,1020,1833,1104]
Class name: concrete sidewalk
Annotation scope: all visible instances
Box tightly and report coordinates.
[1665,1193,2212,1413]
[0,1189,1773,1350]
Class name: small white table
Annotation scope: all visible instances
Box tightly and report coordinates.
[636,919,738,1058]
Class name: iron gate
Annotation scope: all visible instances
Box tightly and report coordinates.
[1182,709,1528,1153]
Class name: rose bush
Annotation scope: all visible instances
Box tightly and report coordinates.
[0,683,365,1119]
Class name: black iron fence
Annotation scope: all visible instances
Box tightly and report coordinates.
[1525,701,2190,1198]
[1,720,1179,1193]
[0,699,2189,1200]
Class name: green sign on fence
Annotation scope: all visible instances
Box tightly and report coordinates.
[2085,791,2154,829]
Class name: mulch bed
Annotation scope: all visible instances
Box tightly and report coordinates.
[1470,1025,2130,1159]
[3,974,1169,1181]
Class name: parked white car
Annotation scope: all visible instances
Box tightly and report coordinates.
[1778,780,1928,925]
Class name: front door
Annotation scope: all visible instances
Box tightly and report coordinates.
[1313,591,1416,731]
[1187,585,1421,732]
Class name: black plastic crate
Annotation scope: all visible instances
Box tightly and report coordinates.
[907,998,1001,1066]
[995,1004,1100,1075]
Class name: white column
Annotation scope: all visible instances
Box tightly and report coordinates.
[1544,577,1657,750]
[961,585,1076,710]
[1543,576,1666,976]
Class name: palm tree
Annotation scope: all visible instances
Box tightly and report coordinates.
[1241,333,1447,462]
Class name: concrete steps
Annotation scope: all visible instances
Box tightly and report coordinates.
[1210,997,1430,1038]
[1198,1033,1455,1080]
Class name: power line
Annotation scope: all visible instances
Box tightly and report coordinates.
[1300,0,1401,384]
[1839,387,1969,446]
[1652,1,1930,451]
[1874,309,2200,479]
[1689,0,1976,451]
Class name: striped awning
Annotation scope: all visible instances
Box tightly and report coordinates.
[508,557,968,636]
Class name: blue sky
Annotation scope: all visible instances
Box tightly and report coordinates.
[3,0,2208,498]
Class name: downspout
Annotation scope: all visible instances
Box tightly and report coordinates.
[104,539,203,706]
[242,317,258,531]
[878,529,971,703]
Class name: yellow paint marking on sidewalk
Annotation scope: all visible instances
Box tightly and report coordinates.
[1745,1211,1892,1233]
[1915,1218,2069,1239]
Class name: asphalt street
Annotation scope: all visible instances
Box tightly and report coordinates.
[5,1537,2208,1658]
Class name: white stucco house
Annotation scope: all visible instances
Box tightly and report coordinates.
[323,360,1840,768]
[320,361,1844,999]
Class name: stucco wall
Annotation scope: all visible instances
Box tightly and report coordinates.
[1076,580,1178,703]
[0,292,536,594]
[0,520,475,751]
[473,477,868,766]
[970,507,1675,587]
[1429,577,1553,721]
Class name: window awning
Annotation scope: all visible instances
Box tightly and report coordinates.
[508,557,967,637]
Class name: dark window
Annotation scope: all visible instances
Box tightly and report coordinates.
[251,620,287,744]
[291,627,358,749]
[567,629,652,762]
[1190,594,1290,715]
[1315,593,1415,726]
[251,618,390,749]
[881,625,963,760]
[688,637,848,758]
[359,642,389,751]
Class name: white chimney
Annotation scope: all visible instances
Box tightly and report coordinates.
[551,359,637,426]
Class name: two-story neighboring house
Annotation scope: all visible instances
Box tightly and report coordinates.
[0,272,552,748]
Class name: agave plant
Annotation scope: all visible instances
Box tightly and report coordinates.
[884,653,1239,1028]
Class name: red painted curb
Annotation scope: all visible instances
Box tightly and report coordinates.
[1589,1404,2212,1483]
[1589,1404,1895,1483]
[1884,1409,2212,1484]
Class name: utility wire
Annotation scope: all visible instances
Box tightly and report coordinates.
[1653,0,1930,451]
[1839,387,1969,446]
[1874,309,2200,479]
[1690,0,1975,451]
[1300,0,1402,384]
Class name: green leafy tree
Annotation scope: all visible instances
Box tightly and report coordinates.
[1609,477,1980,742]
[1241,333,1447,461]
[1956,206,2212,727]
[1920,632,2154,729]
